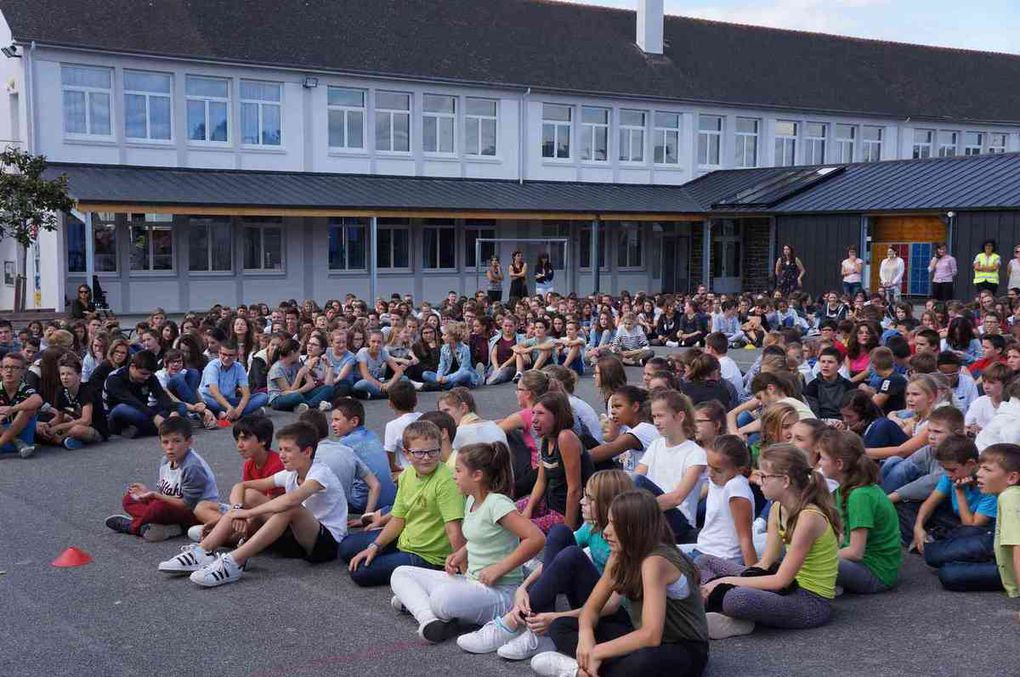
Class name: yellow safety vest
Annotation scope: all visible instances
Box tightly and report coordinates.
[974,253,1001,284]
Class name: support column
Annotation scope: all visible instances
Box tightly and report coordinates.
[590,219,601,293]
[369,216,379,302]
[84,211,95,290]
[702,219,712,291]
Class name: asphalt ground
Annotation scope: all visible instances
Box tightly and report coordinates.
[1,349,1017,677]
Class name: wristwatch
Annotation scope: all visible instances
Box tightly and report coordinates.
[232,503,243,510]
[368,542,380,550]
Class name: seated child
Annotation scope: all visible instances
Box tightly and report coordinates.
[339,421,465,587]
[298,409,383,518]
[698,444,840,639]
[104,350,187,438]
[907,434,999,591]
[532,490,708,677]
[816,430,901,594]
[158,421,348,587]
[691,435,757,566]
[456,469,634,660]
[390,442,545,643]
[38,352,107,449]
[105,416,219,541]
[976,443,1020,597]
[384,381,422,476]
[883,405,963,502]
[330,397,397,515]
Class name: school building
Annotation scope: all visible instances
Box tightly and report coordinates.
[2,0,1020,312]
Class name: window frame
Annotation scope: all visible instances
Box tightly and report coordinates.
[912,129,935,159]
[937,130,960,158]
[61,64,114,140]
[376,220,412,271]
[541,103,572,160]
[375,90,412,154]
[580,106,610,163]
[185,75,230,145]
[579,226,609,271]
[241,219,285,273]
[327,86,367,152]
[616,223,644,270]
[123,70,174,143]
[464,224,497,271]
[464,97,498,157]
[988,132,1008,154]
[618,109,646,164]
[652,111,681,166]
[861,125,883,162]
[804,122,827,165]
[963,131,984,156]
[128,214,175,274]
[774,120,798,167]
[697,114,723,168]
[422,93,457,156]
[833,124,856,163]
[239,79,283,148]
[327,218,368,272]
[734,117,759,168]
[187,216,233,274]
[422,224,457,271]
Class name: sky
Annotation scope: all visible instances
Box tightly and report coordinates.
[564,0,1020,54]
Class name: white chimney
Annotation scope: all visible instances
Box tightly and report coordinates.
[636,0,664,55]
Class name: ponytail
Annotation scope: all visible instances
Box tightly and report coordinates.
[760,443,842,543]
[816,429,878,518]
[457,441,515,497]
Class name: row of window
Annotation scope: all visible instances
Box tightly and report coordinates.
[61,64,498,156]
[66,216,643,275]
[698,117,886,168]
[911,129,1009,159]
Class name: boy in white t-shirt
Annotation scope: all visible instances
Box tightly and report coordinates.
[157,421,347,587]
[634,390,707,544]
[384,380,422,476]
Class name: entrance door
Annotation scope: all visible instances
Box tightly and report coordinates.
[712,221,741,294]
[661,233,690,293]
[869,216,945,297]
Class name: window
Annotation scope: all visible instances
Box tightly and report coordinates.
[465,98,497,157]
[804,123,826,164]
[242,219,284,271]
[542,104,572,159]
[422,224,456,269]
[581,107,609,162]
[464,225,496,269]
[963,131,984,156]
[697,115,722,167]
[988,132,1008,154]
[377,220,410,270]
[618,109,645,163]
[66,212,119,273]
[188,217,232,272]
[653,112,680,165]
[616,224,643,269]
[327,87,365,150]
[735,117,759,168]
[240,80,282,146]
[912,129,934,159]
[186,76,229,143]
[61,65,112,137]
[775,121,798,167]
[422,94,456,154]
[123,71,172,141]
[834,124,856,163]
[375,91,410,153]
[579,226,608,270]
[861,125,883,162]
[327,218,367,271]
[129,213,174,272]
[937,130,959,157]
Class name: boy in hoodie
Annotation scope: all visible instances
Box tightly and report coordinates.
[803,347,856,420]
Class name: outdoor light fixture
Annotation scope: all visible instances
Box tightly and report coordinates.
[946,211,955,218]
[302,76,318,88]
[1,45,19,58]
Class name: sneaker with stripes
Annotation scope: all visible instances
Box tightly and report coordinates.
[190,553,243,587]
[158,545,217,573]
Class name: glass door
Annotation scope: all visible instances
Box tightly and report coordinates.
[711,220,741,293]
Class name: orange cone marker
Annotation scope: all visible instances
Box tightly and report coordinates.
[52,547,93,567]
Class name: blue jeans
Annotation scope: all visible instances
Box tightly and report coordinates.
[881,454,923,493]
[201,392,269,416]
[166,369,201,404]
[737,411,760,447]
[270,385,333,411]
[108,402,187,437]
[0,414,37,453]
[634,475,697,543]
[422,370,478,389]
[843,282,862,298]
[528,524,602,612]
[924,526,1000,591]
[337,530,441,587]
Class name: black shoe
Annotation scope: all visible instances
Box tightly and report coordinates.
[120,425,140,439]
[419,618,460,643]
[105,514,133,534]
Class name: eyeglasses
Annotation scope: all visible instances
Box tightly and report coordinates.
[408,448,441,460]
[759,473,787,482]
[1,365,23,371]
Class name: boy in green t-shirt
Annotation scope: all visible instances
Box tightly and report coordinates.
[977,443,1020,598]
[340,420,465,587]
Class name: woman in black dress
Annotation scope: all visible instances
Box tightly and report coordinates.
[508,249,528,303]
[774,243,805,295]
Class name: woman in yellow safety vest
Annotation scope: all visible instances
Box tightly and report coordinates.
[973,239,1001,295]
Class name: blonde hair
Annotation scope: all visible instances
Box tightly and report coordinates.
[760,402,799,447]
[585,469,634,532]
[442,321,466,343]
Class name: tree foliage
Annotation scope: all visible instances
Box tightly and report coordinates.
[0,148,75,248]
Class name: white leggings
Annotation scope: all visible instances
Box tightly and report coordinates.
[390,566,515,627]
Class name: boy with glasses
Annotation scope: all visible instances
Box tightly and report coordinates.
[199,340,268,421]
[0,352,42,458]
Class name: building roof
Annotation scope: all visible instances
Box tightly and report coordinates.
[5,0,1020,123]
[44,163,705,217]
[684,151,1020,214]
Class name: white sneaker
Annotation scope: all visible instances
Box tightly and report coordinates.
[294,403,310,414]
[706,612,755,639]
[409,380,424,391]
[390,595,407,613]
[318,400,333,412]
[14,437,35,459]
[530,651,578,677]
[158,544,217,573]
[187,524,205,542]
[457,617,519,654]
[665,340,679,348]
[474,362,486,383]
[190,554,243,587]
[498,628,554,660]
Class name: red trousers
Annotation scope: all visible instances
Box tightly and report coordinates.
[122,492,198,535]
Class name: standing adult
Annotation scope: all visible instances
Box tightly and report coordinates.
[508,250,528,303]
[973,239,1001,296]
[1006,243,1020,293]
[879,247,905,304]
[485,255,504,304]
[534,252,555,299]
[774,244,805,295]
[928,242,957,302]
[840,246,864,298]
